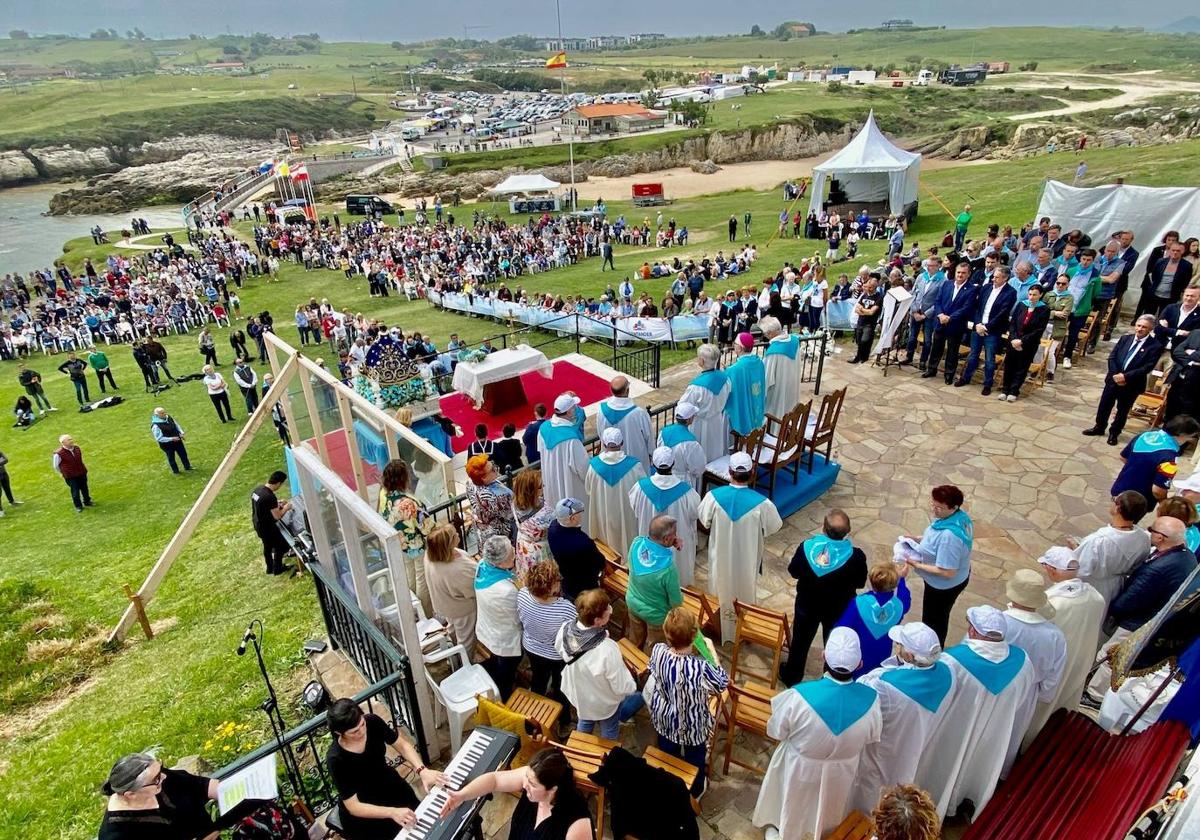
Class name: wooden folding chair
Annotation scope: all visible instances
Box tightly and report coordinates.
[803,386,846,472]
[643,746,702,813]
[729,599,790,688]
[504,688,563,741]
[618,637,650,679]
[595,538,622,566]
[827,810,874,840]
[722,681,778,775]
[1073,312,1100,363]
[757,400,811,498]
[1022,339,1054,392]
[553,734,614,840]
[682,586,722,643]
[601,556,630,635]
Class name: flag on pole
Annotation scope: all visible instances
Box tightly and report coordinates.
[290,164,309,181]
[258,159,274,174]
[277,161,290,178]
[545,51,567,69]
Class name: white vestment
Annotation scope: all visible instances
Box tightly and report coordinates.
[850,658,957,815]
[595,397,654,469]
[696,486,783,640]
[584,452,645,560]
[657,427,707,492]
[628,474,701,585]
[763,334,803,419]
[753,678,883,840]
[1023,579,1107,746]
[1001,608,1068,704]
[1074,525,1151,604]
[682,374,731,463]
[1098,664,1182,734]
[914,638,1038,820]
[538,416,589,509]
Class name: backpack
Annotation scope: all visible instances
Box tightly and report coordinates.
[230,803,299,840]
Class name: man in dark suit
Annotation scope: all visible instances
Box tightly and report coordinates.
[1145,242,1194,314]
[956,265,1018,395]
[1084,315,1165,445]
[1165,328,1200,423]
[922,262,978,384]
[1155,285,1200,350]
[1106,230,1139,340]
[1134,232,1181,321]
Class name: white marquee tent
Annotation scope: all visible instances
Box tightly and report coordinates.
[808,110,922,216]
[490,173,561,194]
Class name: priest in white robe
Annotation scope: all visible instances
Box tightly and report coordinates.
[595,375,654,469]
[760,316,803,419]
[681,343,731,463]
[754,627,883,840]
[584,427,645,559]
[915,605,1038,821]
[1022,547,1107,747]
[1000,569,1068,707]
[538,392,589,508]
[628,447,701,585]
[657,401,707,492]
[850,622,956,815]
[1071,491,1151,604]
[696,452,783,640]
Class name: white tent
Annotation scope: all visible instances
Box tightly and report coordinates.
[808,110,921,216]
[490,173,561,195]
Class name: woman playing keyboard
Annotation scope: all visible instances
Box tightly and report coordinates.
[327,698,449,839]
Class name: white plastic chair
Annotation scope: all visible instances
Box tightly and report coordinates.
[423,643,499,755]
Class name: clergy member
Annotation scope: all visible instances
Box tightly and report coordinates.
[595,375,653,468]
[915,605,1038,821]
[681,343,731,462]
[538,392,589,507]
[1022,547,1106,747]
[584,427,645,558]
[657,401,707,491]
[1000,569,1068,707]
[761,315,802,418]
[850,622,956,815]
[724,332,766,438]
[628,447,701,585]
[754,627,883,840]
[697,451,783,640]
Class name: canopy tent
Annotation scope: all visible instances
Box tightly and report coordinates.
[808,110,921,217]
[490,173,561,195]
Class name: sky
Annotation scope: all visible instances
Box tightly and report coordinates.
[4,1,1193,41]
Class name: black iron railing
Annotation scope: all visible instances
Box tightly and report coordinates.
[717,331,828,394]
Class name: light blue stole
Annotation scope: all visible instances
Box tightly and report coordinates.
[636,477,691,512]
[629,535,674,576]
[854,591,904,639]
[709,485,768,522]
[690,369,729,395]
[879,661,953,713]
[725,354,766,435]
[474,562,514,591]
[929,509,974,551]
[600,402,637,425]
[945,643,1026,695]
[803,534,854,577]
[589,455,640,487]
[539,422,582,452]
[793,676,878,736]
[764,335,799,360]
[1132,429,1179,455]
[660,423,697,448]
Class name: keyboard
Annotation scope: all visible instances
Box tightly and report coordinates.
[396,726,519,840]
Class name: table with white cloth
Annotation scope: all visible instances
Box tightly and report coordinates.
[451,343,554,412]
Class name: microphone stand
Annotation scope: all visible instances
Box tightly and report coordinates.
[242,619,305,802]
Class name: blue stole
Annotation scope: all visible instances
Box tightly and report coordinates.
[690,369,729,395]
[929,509,974,551]
[636,477,691,512]
[1187,524,1200,555]
[793,676,877,736]
[764,335,799,360]
[709,485,768,523]
[573,410,586,435]
[589,455,640,487]
[879,661,953,713]
[946,643,1026,695]
[725,354,766,435]
[539,422,582,452]
[474,562,514,591]
[600,401,637,425]
[1132,429,1180,455]
[803,534,854,577]
[660,423,697,448]
[629,535,673,576]
[854,591,904,639]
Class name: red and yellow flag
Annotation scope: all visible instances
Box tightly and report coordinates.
[545,51,567,69]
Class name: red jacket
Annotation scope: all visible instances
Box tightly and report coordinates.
[55,445,88,478]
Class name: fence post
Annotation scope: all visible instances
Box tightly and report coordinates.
[653,344,661,387]
[575,315,580,355]
[612,321,618,368]
[814,331,827,395]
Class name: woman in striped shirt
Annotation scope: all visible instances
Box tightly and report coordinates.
[517,562,577,731]
[647,607,729,797]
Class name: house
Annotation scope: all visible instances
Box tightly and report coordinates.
[627,33,666,43]
[563,103,665,135]
[787,22,817,37]
[542,37,590,52]
[205,61,246,70]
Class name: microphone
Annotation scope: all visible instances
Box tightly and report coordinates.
[237,623,255,656]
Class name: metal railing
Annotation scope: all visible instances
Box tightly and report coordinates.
[717,331,828,394]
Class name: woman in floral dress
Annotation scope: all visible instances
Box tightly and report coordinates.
[512,468,556,580]
[465,455,516,546]
[378,459,434,614]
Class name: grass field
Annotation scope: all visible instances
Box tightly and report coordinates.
[1,130,1198,837]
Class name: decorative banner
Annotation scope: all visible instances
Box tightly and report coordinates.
[824,299,855,331]
[874,287,913,355]
[546,51,568,69]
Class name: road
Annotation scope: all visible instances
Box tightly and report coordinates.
[998,70,1200,120]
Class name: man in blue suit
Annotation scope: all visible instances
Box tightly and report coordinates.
[1083,315,1165,445]
[922,262,977,384]
[956,265,1018,395]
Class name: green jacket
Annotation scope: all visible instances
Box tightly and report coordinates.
[626,564,683,625]
[87,350,110,371]
[1072,275,1102,317]
[1042,291,1074,338]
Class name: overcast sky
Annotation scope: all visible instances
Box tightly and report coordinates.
[5,1,1192,41]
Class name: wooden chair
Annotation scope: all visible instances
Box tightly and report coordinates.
[554,733,616,840]
[722,681,778,775]
[802,386,846,472]
[1073,312,1100,363]
[601,556,631,635]
[705,689,730,779]
[504,688,563,741]
[618,637,650,679]
[1021,339,1055,392]
[756,400,811,498]
[643,746,702,814]
[1131,383,1170,429]
[704,426,767,494]
[729,599,790,688]
[827,810,874,840]
[682,586,722,643]
[595,538,622,566]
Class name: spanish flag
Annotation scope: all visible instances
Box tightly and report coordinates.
[545,51,567,69]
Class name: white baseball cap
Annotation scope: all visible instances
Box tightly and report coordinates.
[601,427,624,447]
[887,622,941,660]
[675,401,699,420]
[651,446,675,469]
[966,605,1006,641]
[553,393,581,414]
[729,452,754,473]
[1038,546,1079,572]
[824,627,862,672]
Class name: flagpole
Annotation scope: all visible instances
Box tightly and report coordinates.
[555,0,576,211]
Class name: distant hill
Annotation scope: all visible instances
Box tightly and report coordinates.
[1161,16,1200,32]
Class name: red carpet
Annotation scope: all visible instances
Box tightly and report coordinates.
[304,428,381,491]
[439,360,611,453]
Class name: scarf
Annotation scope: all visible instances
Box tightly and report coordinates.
[474,561,514,591]
[560,621,607,662]
[929,508,974,550]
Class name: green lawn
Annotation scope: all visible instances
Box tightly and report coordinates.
[1,137,1198,838]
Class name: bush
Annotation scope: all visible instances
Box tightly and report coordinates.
[827,80,843,92]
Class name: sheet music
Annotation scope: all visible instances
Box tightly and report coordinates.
[217,753,278,815]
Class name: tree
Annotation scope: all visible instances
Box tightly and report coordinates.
[8,29,29,39]
[747,70,763,84]
[749,24,764,36]
[669,98,708,125]
[90,28,114,39]
[222,45,242,56]
[642,68,660,89]
[390,41,405,50]
[133,27,145,39]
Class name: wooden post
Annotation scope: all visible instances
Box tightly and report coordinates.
[123,584,154,640]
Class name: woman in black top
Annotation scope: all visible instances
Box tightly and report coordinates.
[326,698,447,839]
[440,748,593,840]
[97,752,241,840]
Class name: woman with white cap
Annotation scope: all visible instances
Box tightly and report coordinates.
[474,535,523,699]
[753,626,883,840]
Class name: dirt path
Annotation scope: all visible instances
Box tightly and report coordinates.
[1001,70,1200,120]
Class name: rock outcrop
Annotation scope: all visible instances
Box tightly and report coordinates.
[0,150,39,184]
[689,159,721,174]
